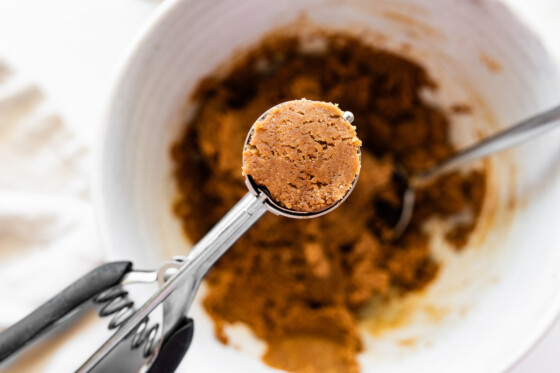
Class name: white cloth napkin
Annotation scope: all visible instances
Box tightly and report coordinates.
[0,61,105,370]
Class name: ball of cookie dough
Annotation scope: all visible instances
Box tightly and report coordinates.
[242,99,362,212]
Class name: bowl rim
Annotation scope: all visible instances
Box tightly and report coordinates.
[93,0,185,262]
[93,0,560,371]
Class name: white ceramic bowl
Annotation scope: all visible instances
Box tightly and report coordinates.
[97,0,560,372]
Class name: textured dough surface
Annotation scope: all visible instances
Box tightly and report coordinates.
[243,99,361,212]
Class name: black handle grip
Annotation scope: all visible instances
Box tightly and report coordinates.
[147,318,194,373]
[0,261,132,363]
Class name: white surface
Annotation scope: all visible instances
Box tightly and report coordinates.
[0,61,99,322]
[0,62,108,372]
[1,0,560,372]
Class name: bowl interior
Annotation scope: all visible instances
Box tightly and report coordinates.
[97,0,560,372]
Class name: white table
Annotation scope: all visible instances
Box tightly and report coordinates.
[0,0,558,371]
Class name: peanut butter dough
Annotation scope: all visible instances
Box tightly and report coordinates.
[242,99,361,212]
[172,32,486,373]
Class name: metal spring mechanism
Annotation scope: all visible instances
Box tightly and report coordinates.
[94,286,159,357]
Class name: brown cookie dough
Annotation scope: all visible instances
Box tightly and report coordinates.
[171,32,487,373]
[242,99,361,212]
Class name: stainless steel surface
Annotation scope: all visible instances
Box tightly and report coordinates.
[156,257,184,286]
[392,104,560,238]
[121,270,159,285]
[392,186,416,240]
[343,111,354,123]
[156,256,188,340]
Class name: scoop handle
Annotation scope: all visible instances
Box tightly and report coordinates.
[0,261,132,363]
[80,193,268,371]
[412,104,560,187]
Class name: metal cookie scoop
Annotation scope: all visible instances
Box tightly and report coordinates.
[0,104,359,373]
[391,104,560,239]
[244,103,358,219]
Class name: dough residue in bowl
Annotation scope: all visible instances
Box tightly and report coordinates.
[171,32,486,373]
